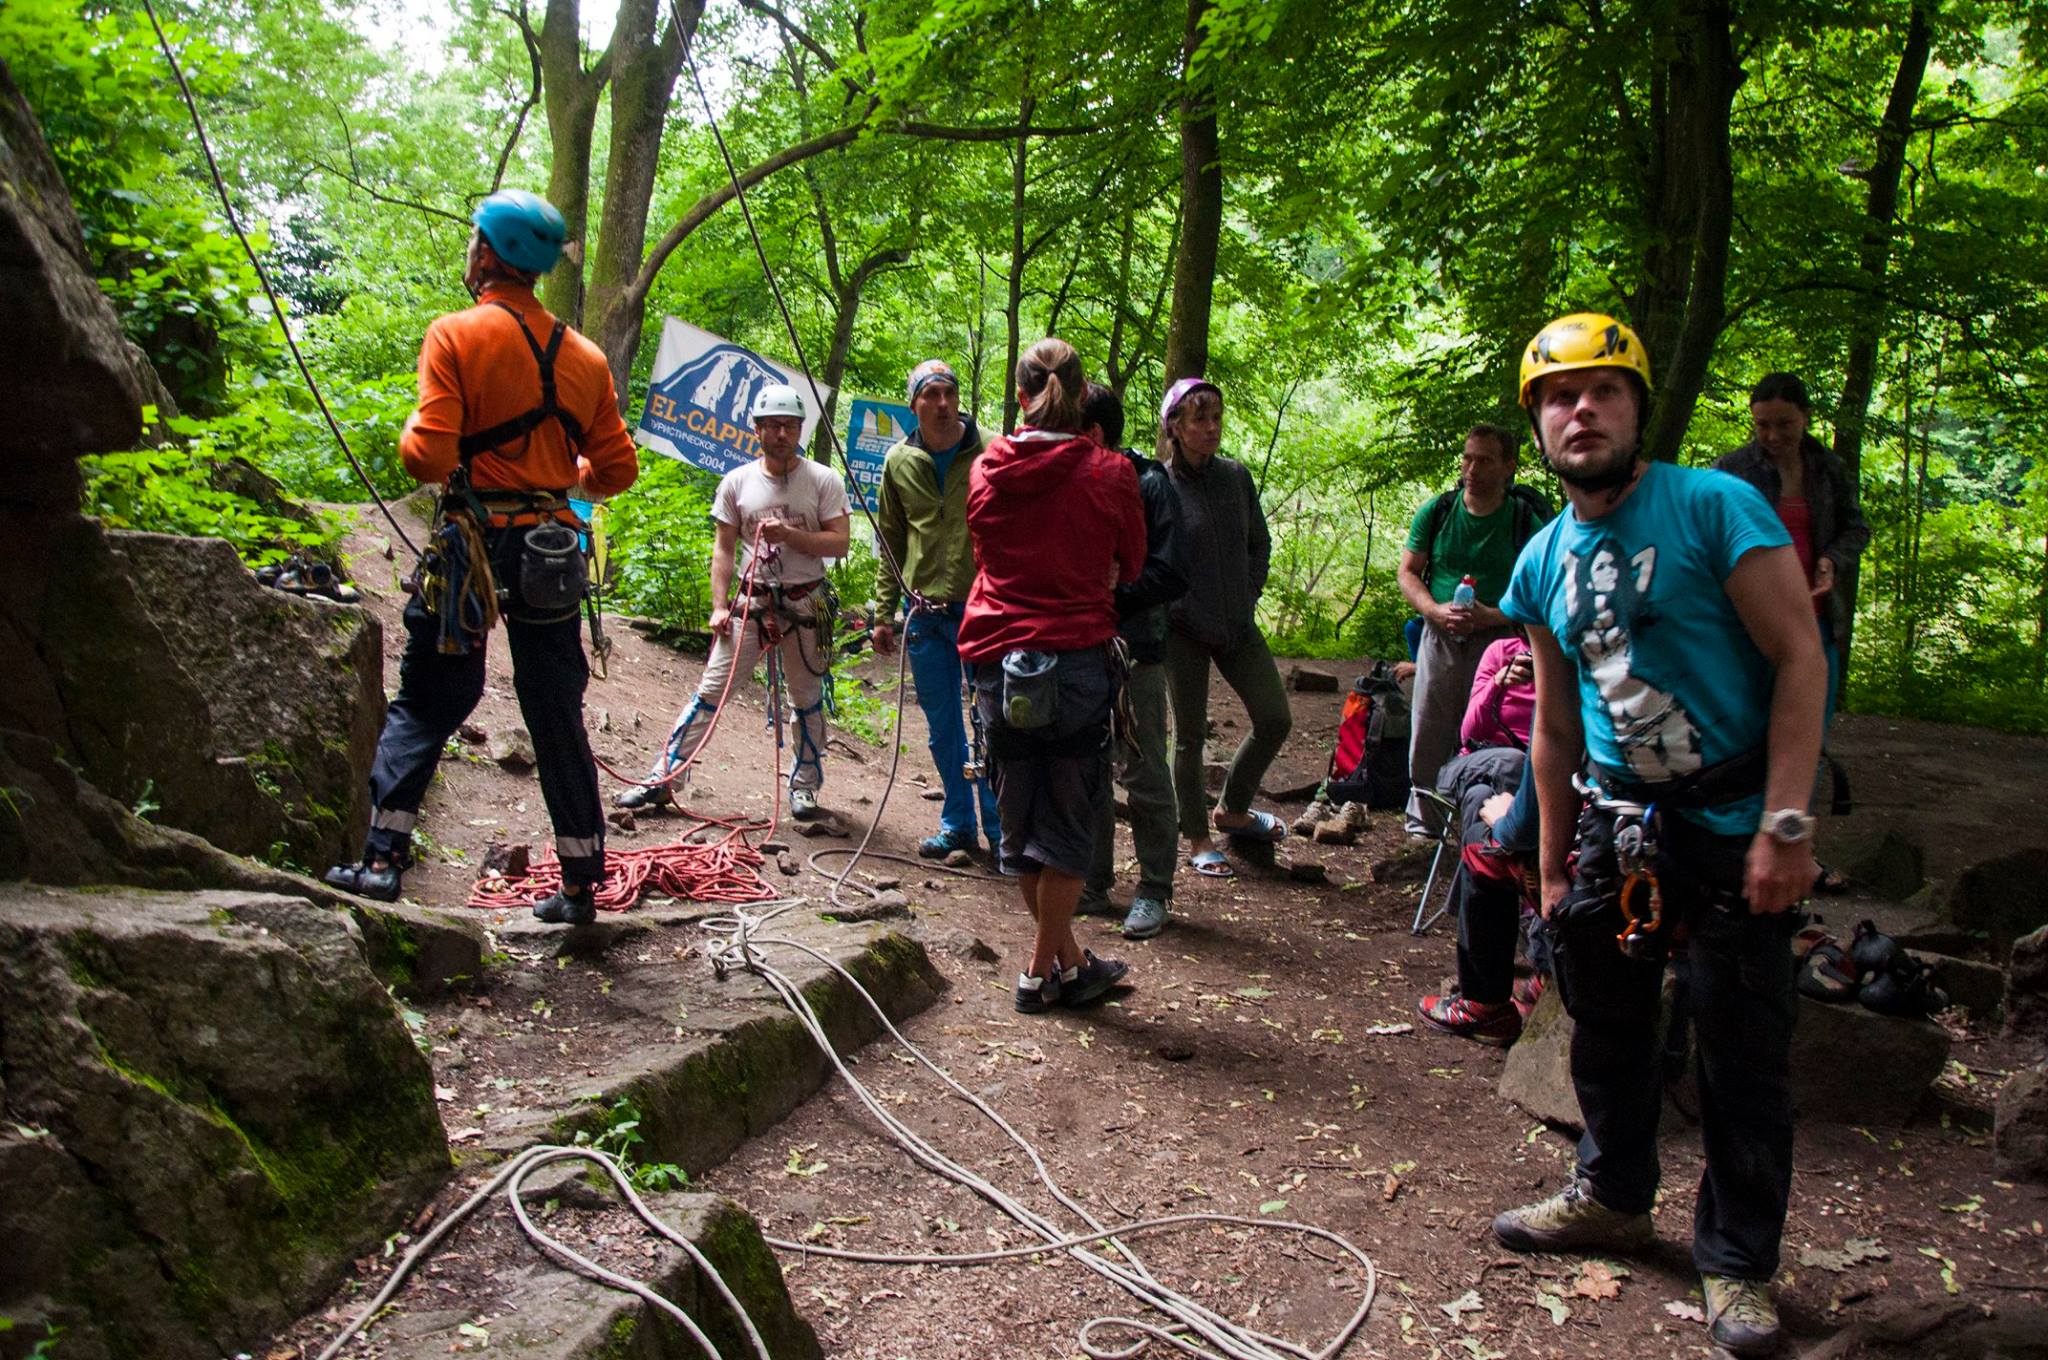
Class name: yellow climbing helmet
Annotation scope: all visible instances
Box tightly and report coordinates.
[1517,312,1653,408]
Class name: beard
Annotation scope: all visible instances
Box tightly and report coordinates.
[1547,437,1641,493]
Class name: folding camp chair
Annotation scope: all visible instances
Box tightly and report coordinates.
[1410,787,1460,936]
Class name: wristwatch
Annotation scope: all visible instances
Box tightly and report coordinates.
[1760,808,1816,845]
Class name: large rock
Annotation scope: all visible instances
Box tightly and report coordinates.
[0,729,483,999]
[0,884,451,1358]
[24,526,383,871]
[1789,997,1950,1125]
[2008,925,2048,1045]
[1945,847,2048,959]
[1502,981,1949,1130]
[1995,1065,2048,1183]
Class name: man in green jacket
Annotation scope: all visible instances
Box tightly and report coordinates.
[869,360,1001,858]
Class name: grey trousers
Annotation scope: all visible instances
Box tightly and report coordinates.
[1088,660,1177,902]
[1165,628,1293,841]
[1405,619,1513,834]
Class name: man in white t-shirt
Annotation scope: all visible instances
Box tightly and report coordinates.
[618,383,851,819]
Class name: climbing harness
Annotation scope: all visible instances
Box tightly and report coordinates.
[454,301,588,462]
[1609,801,1666,959]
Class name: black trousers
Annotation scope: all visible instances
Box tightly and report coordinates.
[1549,805,1799,1279]
[363,523,605,887]
[1453,787,1523,1006]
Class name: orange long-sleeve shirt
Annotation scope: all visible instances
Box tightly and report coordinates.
[399,281,639,500]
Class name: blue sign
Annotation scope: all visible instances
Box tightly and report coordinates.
[844,398,915,510]
[634,318,830,475]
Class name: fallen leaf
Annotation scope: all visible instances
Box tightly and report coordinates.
[1381,1174,1402,1202]
[1259,1199,1289,1215]
[1440,1289,1484,1322]
[456,1321,489,1343]
[434,1085,457,1102]
[1663,1300,1706,1323]
[1798,1237,1887,1272]
[1571,1260,1626,1300]
[1534,1289,1570,1325]
[1365,1022,1414,1036]
[784,1144,828,1177]
[1236,985,1276,1000]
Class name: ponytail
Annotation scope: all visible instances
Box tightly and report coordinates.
[1015,337,1086,433]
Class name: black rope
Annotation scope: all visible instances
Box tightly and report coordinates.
[139,0,421,560]
[669,2,923,611]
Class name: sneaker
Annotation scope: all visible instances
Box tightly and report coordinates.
[613,782,674,812]
[1059,951,1129,1007]
[1120,897,1168,940]
[532,885,597,926]
[1418,992,1522,1047]
[1701,1274,1782,1356]
[920,829,975,860]
[1492,1176,1655,1254]
[788,787,820,820]
[1075,888,1120,918]
[322,859,403,902]
[1015,970,1062,1014]
[1512,973,1549,1023]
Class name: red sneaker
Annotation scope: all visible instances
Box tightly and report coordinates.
[1512,973,1549,1023]
[1418,992,1522,1047]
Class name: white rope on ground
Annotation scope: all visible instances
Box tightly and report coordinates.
[697,902,1380,1360]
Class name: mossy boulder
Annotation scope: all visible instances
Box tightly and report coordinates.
[0,883,451,1358]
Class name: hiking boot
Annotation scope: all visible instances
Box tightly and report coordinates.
[532,885,597,926]
[1015,970,1062,1014]
[1075,888,1120,918]
[788,787,820,820]
[1702,1275,1782,1356]
[1060,951,1129,1008]
[919,829,975,859]
[1512,973,1549,1023]
[1493,1176,1655,1254]
[323,859,402,902]
[1419,992,1522,1047]
[1121,897,1168,940]
[614,781,674,812]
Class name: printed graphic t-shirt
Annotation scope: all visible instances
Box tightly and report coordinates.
[1406,494,1524,604]
[1500,461,1790,835]
[711,457,851,585]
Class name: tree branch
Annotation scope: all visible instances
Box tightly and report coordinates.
[490,1,545,193]
[741,0,843,76]
[309,158,472,226]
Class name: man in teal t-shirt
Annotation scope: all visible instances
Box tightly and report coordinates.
[1396,423,1550,835]
[1486,313,1826,1360]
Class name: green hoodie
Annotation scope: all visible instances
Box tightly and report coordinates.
[871,417,985,615]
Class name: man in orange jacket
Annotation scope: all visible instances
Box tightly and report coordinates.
[324,190,639,924]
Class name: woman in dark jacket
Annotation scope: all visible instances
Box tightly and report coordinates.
[1715,372,1870,726]
[1157,377,1294,879]
[959,337,1148,1014]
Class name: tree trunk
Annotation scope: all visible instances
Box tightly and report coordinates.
[1162,0,1220,386]
[1629,0,1741,461]
[536,0,611,326]
[812,247,912,460]
[583,0,694,391]
[1002,94,1034,433]
[1830,0,1933,665]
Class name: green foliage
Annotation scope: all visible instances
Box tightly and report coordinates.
[603,456,719,630]
[574,1096,689,1194]
[81,433,338,567]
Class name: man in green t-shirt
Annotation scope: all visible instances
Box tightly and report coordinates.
[1396,424,1551,836]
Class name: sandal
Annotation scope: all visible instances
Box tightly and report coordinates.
[1795,936,1859,1003]
[1188,849,1235,879]
[1216,809,1287,843]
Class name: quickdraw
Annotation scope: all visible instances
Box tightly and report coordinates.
[1611,802,1665,958]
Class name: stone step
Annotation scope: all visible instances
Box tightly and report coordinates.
[366,1191,822,1360]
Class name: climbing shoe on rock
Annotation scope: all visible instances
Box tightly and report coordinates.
[323,859,402,902]
[532,885,597,926]
[1492,1175,1655,1254]
[613,782,675,812]
[1015,970,1062,1014]
[1059,951,1129,1008]
[788,787,820,820]
[1419,992,1522,1047]
[1702,1274,1782,1355]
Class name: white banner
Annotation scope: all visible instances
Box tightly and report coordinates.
[633,316,833,475]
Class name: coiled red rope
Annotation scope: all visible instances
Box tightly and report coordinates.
[468,814,778,912]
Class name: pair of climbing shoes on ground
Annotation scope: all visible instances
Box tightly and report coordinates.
[1795,918,1951,1018]
[257,554,360,603]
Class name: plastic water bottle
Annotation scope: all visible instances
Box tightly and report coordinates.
[1450,574,1477,643]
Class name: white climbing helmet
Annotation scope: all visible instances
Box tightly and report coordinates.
[751,383,806,421]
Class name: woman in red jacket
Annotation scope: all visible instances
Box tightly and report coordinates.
[958,338,1149,1014]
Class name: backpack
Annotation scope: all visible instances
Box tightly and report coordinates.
[1419,482,1551,588]
[1325,662,1411,809]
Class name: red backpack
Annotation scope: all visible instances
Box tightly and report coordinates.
[1325,663,1411,809]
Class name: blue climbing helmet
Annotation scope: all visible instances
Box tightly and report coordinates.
[471,190,567,275]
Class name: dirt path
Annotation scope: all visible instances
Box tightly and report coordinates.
[304,505,2046,1359]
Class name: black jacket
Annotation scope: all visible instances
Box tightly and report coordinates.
[1715,434,1871,636]
[1165,454,1271,651]
[1114,447,1189,664]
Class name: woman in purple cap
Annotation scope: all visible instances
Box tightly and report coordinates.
[1157,377,1292,878]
